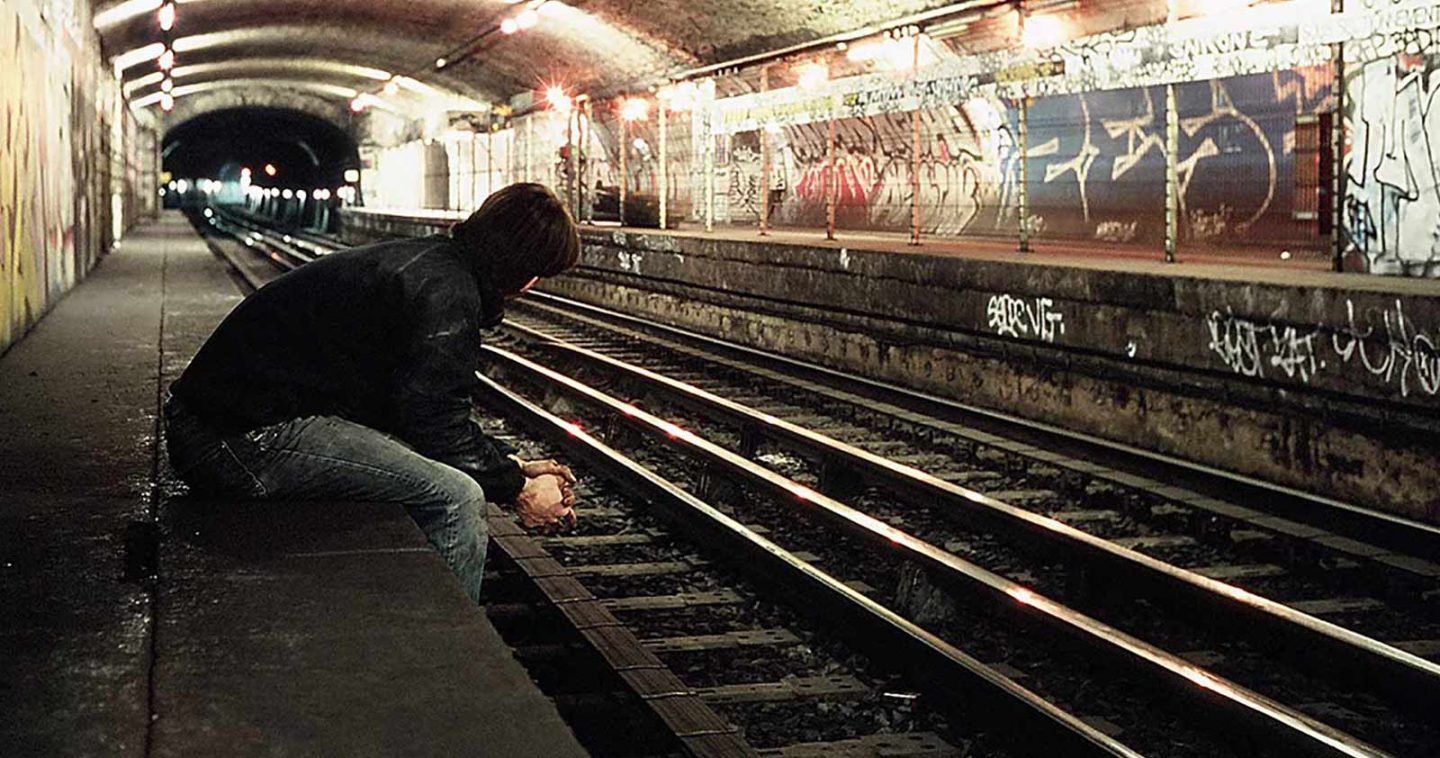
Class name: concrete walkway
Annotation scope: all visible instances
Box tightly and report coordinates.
[0,212,586,757]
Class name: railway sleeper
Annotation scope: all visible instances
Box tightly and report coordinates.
[757,732,961,758]
[644,629,803,654]
[695,676,869,705]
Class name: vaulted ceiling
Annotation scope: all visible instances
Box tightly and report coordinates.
[93,0,968,133]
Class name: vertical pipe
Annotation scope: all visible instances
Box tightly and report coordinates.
[1331,0,1346,272]
[486,128,494,204]
[620,116,629,227]
[826,115,837,241]
[1164,2,1179,263]
[526,114,534,184]
[659,99,669,230]
[910,31,922,246]
[1018,96,1030,253]
[759,66,771,236]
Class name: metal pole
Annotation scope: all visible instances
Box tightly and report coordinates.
[620,117,629,226]
[1331,0,1346,272]
[909,31,921,246]
[1165,83,1179,263]
[1018,96,1030,253]
[486,127,494,202]
[1164,2,1179,263]
[659,99,668,230]
[826,116,837,241]
[567,108,578,219]
[759,66,771,236]
[526,115,534,184]
[580,99,591,224]
[704,92,716,233]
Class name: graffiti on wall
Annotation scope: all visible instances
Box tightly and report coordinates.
[987,293,1067,343]
[1204,299,1440,398]
[740,67,1330,244]
[1,0,123,354]
[1343,0,1440,276]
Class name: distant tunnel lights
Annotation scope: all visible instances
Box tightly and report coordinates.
[264,163,277,177]
[159,93,174,111]
[343,169,361,183]
[158,2,176,31]
[158,47,175,70]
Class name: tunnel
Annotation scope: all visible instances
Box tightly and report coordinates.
[4,1,1440,757]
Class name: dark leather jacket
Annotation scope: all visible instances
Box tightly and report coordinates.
[170,233,526,503]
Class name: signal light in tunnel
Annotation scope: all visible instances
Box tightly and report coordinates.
[264,163,277,177]
[343,169,361,183]
[158,1,175,31]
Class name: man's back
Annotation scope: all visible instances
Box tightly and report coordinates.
[171,234,485,438]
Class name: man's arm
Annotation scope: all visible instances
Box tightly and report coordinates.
[390,278,526,503]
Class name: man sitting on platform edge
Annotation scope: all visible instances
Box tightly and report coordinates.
[164,182,581,603]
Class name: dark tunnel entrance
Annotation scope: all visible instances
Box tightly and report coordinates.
[161,108,361,230]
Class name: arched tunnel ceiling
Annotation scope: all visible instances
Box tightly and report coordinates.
[95,0,965,129]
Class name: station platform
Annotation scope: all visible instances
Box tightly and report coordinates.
[340,207,1440,297]
[0,212,586,757]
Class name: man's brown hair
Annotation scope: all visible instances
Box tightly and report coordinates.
[452,183,580,294]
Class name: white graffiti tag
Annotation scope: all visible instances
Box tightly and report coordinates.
[986,294,1067,343]
[1205,299,1439,397]
[1332,298,1440,398]
[1206,308,1322,382]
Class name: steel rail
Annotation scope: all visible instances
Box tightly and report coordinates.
[521,290,1440,562]
[473,368,1143,758]
[500,317,1440,716]
[481,344,1389,758]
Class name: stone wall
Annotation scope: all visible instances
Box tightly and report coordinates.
[340,209,1440,523]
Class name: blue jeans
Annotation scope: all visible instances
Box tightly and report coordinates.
[163,395,489,602]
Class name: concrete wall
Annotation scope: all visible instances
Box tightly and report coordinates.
[1,0,156,355]
[343,205,1438,524]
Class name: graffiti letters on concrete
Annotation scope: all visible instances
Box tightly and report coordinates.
[1332,298,1440,397]
[1204,300,1439,397]
[987,293,1066,344]
[1205,306,1322,382]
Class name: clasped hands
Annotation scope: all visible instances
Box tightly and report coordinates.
[511,456,577,531]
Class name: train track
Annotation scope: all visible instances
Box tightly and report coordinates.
[198,206,1440,756]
